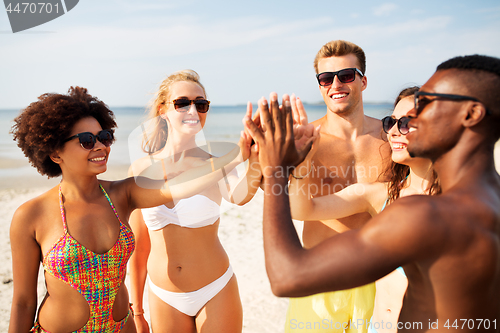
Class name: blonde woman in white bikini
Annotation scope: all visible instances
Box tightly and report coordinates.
[288,87,440,333]
[128,70,261,333]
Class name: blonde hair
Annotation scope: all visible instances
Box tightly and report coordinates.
[143,70,207,154]
[313,40,366,74]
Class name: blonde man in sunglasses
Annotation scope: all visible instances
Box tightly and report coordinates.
[283,40,391,332]
[246,54,500,331]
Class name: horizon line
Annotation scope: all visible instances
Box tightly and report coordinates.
[0,101,394,111]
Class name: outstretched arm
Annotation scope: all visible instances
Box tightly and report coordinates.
[122,140,244,211]
[243,93,437,297]
[289,178,385,221]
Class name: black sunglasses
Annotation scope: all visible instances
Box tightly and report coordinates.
[382,116,413,135]
[171,98,210,113]
[64,129,115,150]
[316,68,364,86]
[414,91,490,115]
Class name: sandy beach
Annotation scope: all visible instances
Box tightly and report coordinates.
[2,142,500,332]
[0,162,289,332]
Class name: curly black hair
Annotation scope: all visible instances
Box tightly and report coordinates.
[10,86,117,178]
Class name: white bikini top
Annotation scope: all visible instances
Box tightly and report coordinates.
[141,194,220,230]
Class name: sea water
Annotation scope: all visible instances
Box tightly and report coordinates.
[0,103,393,183]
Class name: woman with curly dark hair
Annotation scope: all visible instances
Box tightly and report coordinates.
[8,86,242,333]
[287,86,440,333]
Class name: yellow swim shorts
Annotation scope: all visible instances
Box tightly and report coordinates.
[285,283,375,333]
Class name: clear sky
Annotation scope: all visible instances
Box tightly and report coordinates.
[1,0,499,108]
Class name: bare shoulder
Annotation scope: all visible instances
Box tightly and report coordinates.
[11,187,58,234]
[364,114,382,126]
[361,195,452,260]
[98,178,137,210]
[438,188,500,248]
[377,194,451,232]
[390,193,444,215]
[371,192,498,248]
[366,181,389,201]
[363,115,385,137]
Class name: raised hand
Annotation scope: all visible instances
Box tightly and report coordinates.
[242,100,262,135]
[244,93,318,178]
[238,129,253,162]
[290,94,319,153]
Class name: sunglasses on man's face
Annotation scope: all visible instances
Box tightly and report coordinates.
[382,116,413,135]
[171,98,210,113]
[64,129,114,150]
[414,91,489,116]
[316,68,364,87]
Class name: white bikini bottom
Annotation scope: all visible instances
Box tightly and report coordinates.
[147,265,233,316]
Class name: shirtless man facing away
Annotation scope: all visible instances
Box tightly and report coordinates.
[284,40,390,332]
[245,54,500,332]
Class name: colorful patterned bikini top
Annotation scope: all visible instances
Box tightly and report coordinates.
[41,184,135,332]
